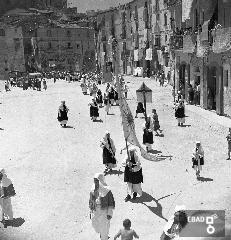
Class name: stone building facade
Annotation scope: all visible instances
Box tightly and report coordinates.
[0,25,25,79]
[36,26,95,72]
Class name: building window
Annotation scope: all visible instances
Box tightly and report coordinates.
[47,30,51,37]
[67,30,71,37]
[224,70,229,87]
[165,35,168,42]
[67,42,71,48]
[48,42,52,49]
[164,13,167,26]
[77,44,80,49]
[0,29,5,36]
[194,8,199,28]
[156,13,160,21]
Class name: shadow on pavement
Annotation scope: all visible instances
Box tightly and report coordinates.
[105,169,124,176]
[132,191,168,221]
[181,124,191,127]
[197,176,213,182]
[0,128,4,130]
[64,126,75,129]
[155,133,164,137]
[3,217,25,228]
[107,113,115,115]
[148,149,162,154]
[93,119,103,123]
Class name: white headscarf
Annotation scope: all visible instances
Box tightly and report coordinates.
[92,173,110,197]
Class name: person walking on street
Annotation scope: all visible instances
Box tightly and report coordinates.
[43,79,47,90]
[135,102,145,118]
[151,109,162,136]
[123,84,128,99]
[0,169,16,228]
[57,101,69,128]
[100,131,117,174]
[114,219,139,240]
[96,89,103,108]
[123,147,143,202]
[192,141,204,179]
[89,98,99,121]
[175,100,185,127]
[89,173,115,240]
[104,93,111,115]
[226,128,231,160]
[143,116,154,152]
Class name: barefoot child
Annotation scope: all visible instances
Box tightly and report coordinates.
[114,219,139,240]
[226,128,231,160]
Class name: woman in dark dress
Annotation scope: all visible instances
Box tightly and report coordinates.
[100,131,117,173]
[143,116,154,152]
[135,102,145,118]
[175,100,185,126]
[96,89,103,108]
[89,98,99,121]
[57,101,69,127]
[123,147,143,202]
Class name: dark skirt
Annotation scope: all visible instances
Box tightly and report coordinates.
[136,103,145,113]
[90,105,99,117]
[143,129,153,144]
[154,120,160,131]
[103,147,116,164]
[58,110,68,122]
[109,91,114,100]
[175,107,185,118]
[124,166,143,184]
[192,157,204,167]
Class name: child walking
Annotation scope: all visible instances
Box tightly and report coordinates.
[114,219,139,240]
[226,128,231,160]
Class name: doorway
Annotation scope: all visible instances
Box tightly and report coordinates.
[208,67,217,110]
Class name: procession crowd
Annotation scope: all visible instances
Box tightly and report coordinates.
[56,71,223,240]
[1,70,230,239]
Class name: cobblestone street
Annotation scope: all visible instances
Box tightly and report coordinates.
[0,77,230,240]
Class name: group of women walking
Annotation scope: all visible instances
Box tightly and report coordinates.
[54,72,206,240]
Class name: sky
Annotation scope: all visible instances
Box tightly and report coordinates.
[68,0,131,13]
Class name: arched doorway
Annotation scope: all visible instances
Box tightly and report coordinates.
[208,66,217,110]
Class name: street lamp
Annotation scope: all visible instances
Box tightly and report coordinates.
[136,82,152,121]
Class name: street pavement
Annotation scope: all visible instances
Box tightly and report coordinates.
[0,77,230,240]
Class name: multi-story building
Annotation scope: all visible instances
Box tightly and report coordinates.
[36,25,95,72]
[0,0,67,16]
[0,25,25,79]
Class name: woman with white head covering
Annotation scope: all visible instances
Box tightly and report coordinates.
[143,115,154,152]
[123,146,143,202]
[89,97,99,121]
[57,101,69,127]
[0,169,16,227]
[160,205,188,240]
[192,141,204,179]
[100,131,117,173]
[89,173,115,240]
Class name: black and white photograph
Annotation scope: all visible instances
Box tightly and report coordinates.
[0,0,231,239]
